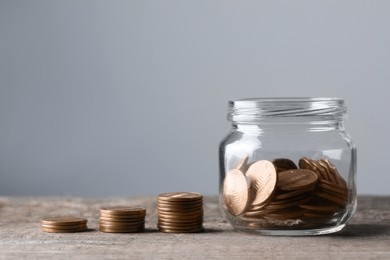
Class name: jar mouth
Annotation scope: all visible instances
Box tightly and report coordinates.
[228,97,347,123]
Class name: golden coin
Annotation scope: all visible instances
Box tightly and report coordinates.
[233,154,249,172]
[245,160,277,206]
[272,158,298,173]
[223,169,249,216]
[100,207,146,216]
[41,216,87,226]
[277,169,318,191]
[158,192,202,202]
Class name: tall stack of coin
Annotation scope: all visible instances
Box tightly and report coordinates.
[99,207,146,233]
[157,192,203,233]
[223,155,349,228]
[40,216,88,233]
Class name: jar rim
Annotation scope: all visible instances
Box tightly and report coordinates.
[228,97,347,123]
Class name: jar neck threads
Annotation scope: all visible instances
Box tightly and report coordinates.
[228,98,347,132]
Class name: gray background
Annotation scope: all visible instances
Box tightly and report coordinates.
[0,0,389,196]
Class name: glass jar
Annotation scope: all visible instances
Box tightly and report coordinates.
[219,98,357,236]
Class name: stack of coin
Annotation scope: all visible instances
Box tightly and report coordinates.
[157,192,203,233]
[99,207,146,233]
[40,216,88,233]
[298,157,348,222]
[223,155,349,228]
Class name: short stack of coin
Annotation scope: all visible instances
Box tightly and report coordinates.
[40,216,88,233]
[99,207,146,233]
[223,155,349,228]
[157,192,203,233]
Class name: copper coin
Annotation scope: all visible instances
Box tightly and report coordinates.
[99,216,145,222]
[298,157,314,170]
[158,227,203,233]
[310,160,331,182]
[321,159,347,186]
[314,192,347,206]
[100,207,146,216]
[318,181,348,196]
[272,158,298,173]
[273,186,314,200]
[233,154,250,172]
[100,220,145,226]
[299,204,340,214]
[223,169,249,216]
[246,160,277,206]
[264,196,311,210]
[158,192,203,202]
[99,226,144,233]
[41,223,87,230]
[263,208,304,221]
[41,216,87,226]
[277,169,318,191]
[41,227,88,233]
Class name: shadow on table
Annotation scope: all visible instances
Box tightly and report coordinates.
[332,224,390,238]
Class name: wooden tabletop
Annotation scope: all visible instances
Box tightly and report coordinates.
[0,196,389,259]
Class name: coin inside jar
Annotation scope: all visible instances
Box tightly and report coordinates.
[277,169,318,191]
[223,169,249,216]
[245,160,277,206]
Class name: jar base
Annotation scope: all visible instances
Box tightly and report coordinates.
[232,224,346,236]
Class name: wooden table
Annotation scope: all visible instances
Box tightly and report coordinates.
[0,196,389,259]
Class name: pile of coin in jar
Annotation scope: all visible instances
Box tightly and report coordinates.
[223,155,349,228]
[157,192,204,233]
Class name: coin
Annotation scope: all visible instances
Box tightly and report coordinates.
[273,186,314,200]
[299,200,341,212]
[272,158,298,173]
[100,207,146,216]
[158,227,203,233]
[41,226,87,233]
[223,169,249,216]
[158,192,202,202]
[157,191,204,233]
[277,169,318,191]
[321,159,347,186]
[40,216,88,233]
[41,216,87,226]
[245,160,277,206]
[233,154,249,172]
[99,226,144,233]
